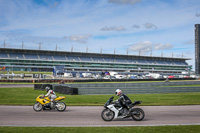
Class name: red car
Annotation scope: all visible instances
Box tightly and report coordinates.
[168,76,175,78]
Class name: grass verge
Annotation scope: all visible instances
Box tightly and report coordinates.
[0,125,200,133]
[0,87,200,106]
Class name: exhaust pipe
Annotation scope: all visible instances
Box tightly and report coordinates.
[131,111,140,115]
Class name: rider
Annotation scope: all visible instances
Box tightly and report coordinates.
[115,89,132,116]
[44,86,57,107]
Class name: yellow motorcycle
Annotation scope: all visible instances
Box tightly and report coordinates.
[33,94,66,112]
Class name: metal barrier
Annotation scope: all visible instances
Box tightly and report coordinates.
[76,87,200,95]
[65,81,200,95]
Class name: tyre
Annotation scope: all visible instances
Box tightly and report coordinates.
[101,109,115,121]
[131,108,145,121]
[56,102,66,112]
[33,102,43,112]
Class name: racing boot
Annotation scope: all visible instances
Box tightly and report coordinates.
[50,99,56,108]
[121,113,128,117]
[127,105,132,115]
[50,102,54,108]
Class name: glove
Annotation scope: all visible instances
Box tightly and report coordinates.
[114,99,118,102]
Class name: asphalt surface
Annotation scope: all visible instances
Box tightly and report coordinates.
[0,84,34,88]
[0,105,200,127]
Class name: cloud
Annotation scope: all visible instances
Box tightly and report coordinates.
[183,40,194,44]
[154,43,173,50]
[129,41,153,54]
[128,41,173,54]
[108,0,142,5]
[196,13,200,17]
[144,23,157,29]
[132,24,140,28]
[64,34,92,44]
[100,26,126,31]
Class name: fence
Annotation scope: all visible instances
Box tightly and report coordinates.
[33,80,200,95]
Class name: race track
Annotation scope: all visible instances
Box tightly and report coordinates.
[0,105,200,127]
[0,84,34,88]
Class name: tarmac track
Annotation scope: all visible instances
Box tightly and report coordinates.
[0,84,34,88]
[1,84,200,127]
[0,105,200,127]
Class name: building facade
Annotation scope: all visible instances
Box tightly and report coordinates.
[195,24,200,75]
[0,48,191,75]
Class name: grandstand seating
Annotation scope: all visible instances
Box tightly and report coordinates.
[67,56,80,61]
[165,61,173,65]
[146,60,156,64]
[126,59,136,63]
[92,57,104,62]
[53,55,66,60]
[0,53,8,58]
[136,59,147,64]
[103,58,114,62]
[174,61,188,65]
[9,53,24,59]
[0,48,191,74]
[156,61,167,65]
[79,57,92,62]
[24,54,39,59]
[0,52,189,66]
[39,55,53,60]
[115,59,127,63]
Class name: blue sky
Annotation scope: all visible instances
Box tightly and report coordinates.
[0,0,200,69]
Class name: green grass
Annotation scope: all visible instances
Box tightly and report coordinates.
[0,125,200,133]
[0,88,199,132]
[1,71,52,75]
[0,87,200,106]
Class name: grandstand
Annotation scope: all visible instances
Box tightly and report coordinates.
[0,48,192,74]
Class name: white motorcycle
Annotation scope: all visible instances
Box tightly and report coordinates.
[101,96,145,121]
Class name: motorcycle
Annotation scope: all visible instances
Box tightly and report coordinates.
[33,94,66,112]
[101,96,145,121]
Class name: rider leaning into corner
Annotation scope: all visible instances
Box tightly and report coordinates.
[44,86,57,107]
[115,89,132,116]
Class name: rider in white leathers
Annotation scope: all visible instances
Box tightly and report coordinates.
[44,86,57,107]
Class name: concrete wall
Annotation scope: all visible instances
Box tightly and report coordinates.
[66,81,200,95]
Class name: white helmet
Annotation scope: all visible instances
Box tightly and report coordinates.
[115,89,122,96]
[45,86,51,92]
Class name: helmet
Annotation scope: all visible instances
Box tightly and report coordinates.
[115,89,122,96]
[45,86,51,92]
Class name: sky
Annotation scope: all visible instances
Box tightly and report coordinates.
[0,0,200,70]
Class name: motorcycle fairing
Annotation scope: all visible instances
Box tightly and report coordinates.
[107,104,119,119]
[36,95,66,105]
[36,95,51,105]
[55,96,66,101]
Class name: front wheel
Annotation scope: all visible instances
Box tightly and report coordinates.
[101,109,115,121]
[33,102,43,112]
[56,102,66,112]
[131,108,145,121]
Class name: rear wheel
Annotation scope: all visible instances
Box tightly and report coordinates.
[33,102,43,112]
[56,102,66,112]
[101,109,115,121]
[131,108,145,121]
